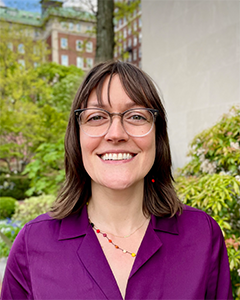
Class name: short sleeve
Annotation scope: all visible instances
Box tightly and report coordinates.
[1,225,33,300]
[205,216,233,300]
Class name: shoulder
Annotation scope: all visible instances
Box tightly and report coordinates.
[177,205,223,239]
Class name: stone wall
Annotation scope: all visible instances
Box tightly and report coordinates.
[142,0,240,169]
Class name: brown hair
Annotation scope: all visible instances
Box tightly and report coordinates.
[50,60,183,219]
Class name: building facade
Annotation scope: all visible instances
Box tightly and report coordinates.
[0,0,96,70]
[114,1,142,68]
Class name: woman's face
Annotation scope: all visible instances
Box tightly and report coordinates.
[79,75,156,191]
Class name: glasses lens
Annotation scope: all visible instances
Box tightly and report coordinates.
[79,109,110,137]
[123,109,154,137]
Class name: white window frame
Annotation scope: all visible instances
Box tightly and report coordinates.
[128,26,132,35]
[139,47,142,58]
[76,40,83,51]
[7,43,13,51]
[128,38,132,48]
[61,38,68,49]
[86,58,93,68]
[86,41,93,53]
[77,57,84,69]
[133,49,137,61]
[61,22,67,29]
[69,22,74,31]
[123,28,127,38]
[76,23,81,32]
[133,36,138,46]
[133,20,137,31]
[61,55,69,66]
[18,44,24,54]
[18,59,25,67]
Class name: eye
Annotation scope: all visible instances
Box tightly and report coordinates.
[130,114,146,121]
[83,111,109,125]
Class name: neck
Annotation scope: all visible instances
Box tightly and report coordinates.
[87,180,148,236]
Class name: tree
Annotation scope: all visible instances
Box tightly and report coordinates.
[95,0,114,63]
[175,107,240,298]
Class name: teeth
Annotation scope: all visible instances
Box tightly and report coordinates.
[101,153,133,161]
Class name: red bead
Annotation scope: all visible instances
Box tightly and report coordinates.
[109,239,112,243]
[103,233,107,237]
[96,229,100,233]
[151,179,155,183]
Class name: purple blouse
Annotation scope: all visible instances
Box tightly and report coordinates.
[1,205,233,300]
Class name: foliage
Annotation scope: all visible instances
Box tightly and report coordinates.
[23,138,65,196]
[179,106,240,177]
[175,106,240,298]
[13,194,56,225]
[0,197,17,219]
[0,175,32,200]
[0,32,84,175]
[0,219,22,258]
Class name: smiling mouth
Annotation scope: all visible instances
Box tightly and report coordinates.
[100,153,135,161]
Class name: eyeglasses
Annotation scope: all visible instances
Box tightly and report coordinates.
[74,108,159,137]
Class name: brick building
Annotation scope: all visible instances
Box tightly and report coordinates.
[0,0,96,70]
[114,1,142,68]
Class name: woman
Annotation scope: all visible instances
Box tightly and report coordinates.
[1,61,232,299]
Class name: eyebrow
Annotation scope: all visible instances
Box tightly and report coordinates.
[87,102,138,109]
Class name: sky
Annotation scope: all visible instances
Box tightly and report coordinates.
[0,0,97,13]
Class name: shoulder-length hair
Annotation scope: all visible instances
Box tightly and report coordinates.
[50,60,183,219]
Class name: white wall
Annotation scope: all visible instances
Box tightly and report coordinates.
[142,0,240,169]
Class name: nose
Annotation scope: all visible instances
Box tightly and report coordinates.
[104,116,129,142]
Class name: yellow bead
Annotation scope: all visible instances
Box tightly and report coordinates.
[131,253,136,257]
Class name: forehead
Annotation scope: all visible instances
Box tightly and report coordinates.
[85,74,151,110]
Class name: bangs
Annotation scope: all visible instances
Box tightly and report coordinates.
[80,61,158,109]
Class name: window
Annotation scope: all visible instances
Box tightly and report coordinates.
[7,43,13,51]
[114,49,118,58]
[133,20,137,31]
[138,17,142,28]
[86,25,92,31]
[18,44,24,54]
[61,55,68,66]
[34,29,40,38]
[86,41,93,53]
[123,41,127,52]
[139,32,142,44]
[76,23,81,32]
[128,53,132,62]
[69,22,74,30]
[123,28,127,38]
[76,40,83,51]
[18,59,25,67]
[133,49,137,61]
[77,57,84,69]
[123,17,127,24]
[128,38,132,48]
[86,58,93,68]
[139,47,142,58]
[118,45,122,56]
[128,26,132,35]
[61,22,67,29]
[33,45,39,55]
[61,38,68,49]
[133,36,138,46]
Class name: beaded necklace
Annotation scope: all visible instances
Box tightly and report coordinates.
[89,219,137,257]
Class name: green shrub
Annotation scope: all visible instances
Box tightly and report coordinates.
[0,219,22,257]
[175,106,240,299]
[13,194,56,224]
[0,175,32,200]
[0,197,17,219]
